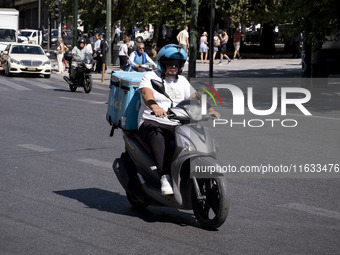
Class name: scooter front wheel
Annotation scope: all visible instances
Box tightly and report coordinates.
[69,82,77,92]
[192,177,230,230]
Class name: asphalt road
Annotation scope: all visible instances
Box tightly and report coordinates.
[0,62,339,254]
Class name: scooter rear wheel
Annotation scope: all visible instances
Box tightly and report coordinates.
[192,177,229,230]
[126,192,149,208]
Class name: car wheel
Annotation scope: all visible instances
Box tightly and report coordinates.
[136,36,143,43]
[44,74,51,78]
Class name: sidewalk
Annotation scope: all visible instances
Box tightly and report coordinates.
[51,58,303,86]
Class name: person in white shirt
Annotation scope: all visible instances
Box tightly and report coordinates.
[114,25,121,45]
[176,26,189,60]
[138,44,220,195]
[118,38,129,70]
[85,38,93,54]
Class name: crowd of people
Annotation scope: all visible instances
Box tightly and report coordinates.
[55,31,110,75]
[54,25,246,75]
[118,34,157,71]
[199,27,245,65]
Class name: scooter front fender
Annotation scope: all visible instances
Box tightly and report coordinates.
[189,156,224,179]
[170,155,221,210]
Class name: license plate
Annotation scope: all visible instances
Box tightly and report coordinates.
[27,67,37,71]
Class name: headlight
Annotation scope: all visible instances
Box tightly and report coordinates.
[10,58,20,64]
[178,134,196,152]
[85,63,92,69]
[187,105,203,121]
[43,60,51,65]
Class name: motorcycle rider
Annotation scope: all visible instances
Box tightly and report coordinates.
[70,37,92,83]
[128,43,157,71]
[138,44,220,195]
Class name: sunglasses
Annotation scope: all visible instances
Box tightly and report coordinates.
[138,47,144,50]
[164,60,182,68]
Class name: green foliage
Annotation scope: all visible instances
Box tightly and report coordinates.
[43,0,340,50]
[278,0,340,49]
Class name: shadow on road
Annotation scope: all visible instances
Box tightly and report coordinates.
[54,188,203,229]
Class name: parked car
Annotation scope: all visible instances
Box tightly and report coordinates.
[0,43,51,78]
[43,29,58,46]
[43,29,73,47]
[135,24,154,43]
[18,29,43,45]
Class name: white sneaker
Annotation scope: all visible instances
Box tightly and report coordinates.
[160,175,174,195]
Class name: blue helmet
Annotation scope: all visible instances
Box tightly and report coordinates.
[157,44,187,74]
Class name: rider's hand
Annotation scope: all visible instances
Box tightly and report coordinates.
[150,104,167,118]
[208,108,221,119]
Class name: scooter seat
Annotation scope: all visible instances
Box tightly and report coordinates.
[126,130,152,155]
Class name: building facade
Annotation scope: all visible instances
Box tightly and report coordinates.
[1,0,49,30]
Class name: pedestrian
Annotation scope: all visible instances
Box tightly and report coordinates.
[213,31,220,63]
[233,27,245,60]
[62,40,69,71]
[118,38,129,70]
[114,25,121,45]
[89,32,96,48]
[199,32,209,64]
[125,34,135,55]
[291,33,302,58]
[56,37,66,74]
[97,34,108,73]
[93,33,101,72]
[218,29,231,64]
[176,25,189,61]
[85,38,93,55]
[150,43,158,61]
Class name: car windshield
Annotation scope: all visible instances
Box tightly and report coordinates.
[19,31,33,37]
[0,29,16,42]
[11,45,44,55]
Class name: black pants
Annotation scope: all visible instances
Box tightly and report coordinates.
[70,65,77,79]
[119,56,128,69]
[139,119,176,176]
[96,56,106,73]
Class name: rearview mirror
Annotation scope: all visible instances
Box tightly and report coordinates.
[151,79,166,95]
[151,79,173,107]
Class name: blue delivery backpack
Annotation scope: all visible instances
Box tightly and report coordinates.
[106,71,146,134]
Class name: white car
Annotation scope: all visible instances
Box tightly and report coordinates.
[135,24,154,43]
[1,43,51,78]
[18,29,43,45]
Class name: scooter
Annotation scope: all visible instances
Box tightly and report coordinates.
[123,62,156,72]
[63,54,93,93]
[112,79,230,230]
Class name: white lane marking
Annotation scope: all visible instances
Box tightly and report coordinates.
[59,96,107,104]
[17,144,55,152]
[17,78,57,89]
[90,92,107,96]
[0,80,31,91]
[78,158,112,169]
[277,203,340,220]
